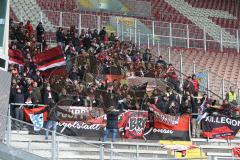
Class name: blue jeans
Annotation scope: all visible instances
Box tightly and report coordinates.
[14,108,23,128]
[45,120,57,140]
[102,128,118,142]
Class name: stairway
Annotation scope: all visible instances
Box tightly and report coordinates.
[10,0,54,32]
[8,131,170,160]
[164,0,238,49]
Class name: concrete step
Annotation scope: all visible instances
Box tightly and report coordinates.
[192,138,240,145]
[15,146,168,155]
[31,151,168,160]
[10,134,163,150]
[9,132,169,160]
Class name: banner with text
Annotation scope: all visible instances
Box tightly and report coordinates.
[145,104,190,141]
[119,111,148,139]
[202,115,240,139]
[57,106,106,137]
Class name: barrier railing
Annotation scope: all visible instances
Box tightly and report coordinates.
[148,45,240,100]
[6,103,144,160]
[6,102,240,160]
[11,6,240,52]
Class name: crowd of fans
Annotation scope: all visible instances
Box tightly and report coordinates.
[8,19,239,138]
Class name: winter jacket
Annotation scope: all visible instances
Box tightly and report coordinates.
[106,111,119,129]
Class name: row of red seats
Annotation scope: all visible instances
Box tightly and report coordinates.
[152,0,181,15]
[211,17,239,29]
[185,0,238,17]
[36,0,77,12]
[151,0,192,24]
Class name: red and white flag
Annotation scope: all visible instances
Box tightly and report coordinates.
[34,46,65,71]
[8,49,24,65]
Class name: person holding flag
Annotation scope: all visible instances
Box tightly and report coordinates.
[102,106,119,142]
[34,99,72,140]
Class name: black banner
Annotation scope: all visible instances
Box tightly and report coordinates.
[202,115,240,139]
[56,106,105,137]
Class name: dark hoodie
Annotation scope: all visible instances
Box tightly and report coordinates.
[35,101,71,121]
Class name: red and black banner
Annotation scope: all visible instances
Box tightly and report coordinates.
[202,115,240,139]
[34,46,65,71]
[23,105,190,140]
[145,104,190,141]
[57,106,148,139]
[57,106,106,137]
[23,106,48,122]
[40,66,67,78]
[118,111,148,139]
[8,49,24,65]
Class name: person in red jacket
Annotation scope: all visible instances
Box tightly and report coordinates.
[24,20,34,35]
[191,74,199,96]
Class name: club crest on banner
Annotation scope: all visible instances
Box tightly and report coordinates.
[29,113,44,131]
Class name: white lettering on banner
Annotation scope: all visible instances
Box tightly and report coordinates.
[157,113,179,125]
[205,116,240,127]
[57,121,102,130]
[58,106,104,121]
[153,128,174,134]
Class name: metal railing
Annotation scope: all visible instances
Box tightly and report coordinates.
[4,103,240,160]
[10,5,240,52]
[5,104,141,160]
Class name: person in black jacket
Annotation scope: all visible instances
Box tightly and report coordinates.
[99,27,107,41]
[36,22,45,42]
[102,106,119,142]
[34,100,72,140]
[56,27,65,49]
[14,88,25,129]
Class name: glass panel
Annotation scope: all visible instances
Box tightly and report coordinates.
[0,0,7,47]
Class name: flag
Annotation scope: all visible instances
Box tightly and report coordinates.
[147,104,190,141]
[128,77,156,92]
[105,75,123,82]
[202,115,240,139]
[29,113,44,131]
[131,82,148,98]
[195,72,207,92]
[119,111,148,139]
[40,66,67,78]
[23,106,48,122]
[34,46,65,71]
[8,49,24,65]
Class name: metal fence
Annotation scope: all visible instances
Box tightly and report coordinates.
[12,9,240,52]
[4,103,240,160]
[4,104,138,160]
